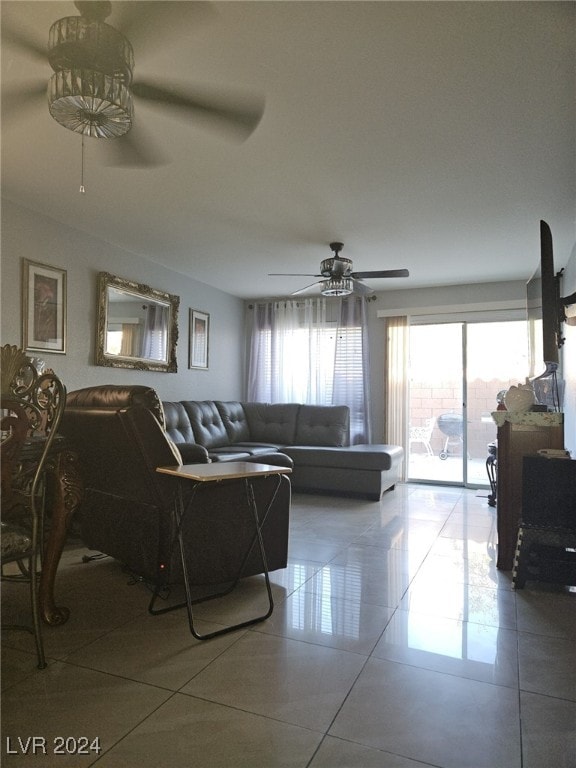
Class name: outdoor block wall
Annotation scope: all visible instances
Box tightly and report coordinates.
[410,377,508,459]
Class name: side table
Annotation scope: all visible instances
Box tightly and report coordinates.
[156,461,291,640]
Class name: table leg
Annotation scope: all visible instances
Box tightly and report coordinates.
[486,454,497,508]
[40,449,83,625]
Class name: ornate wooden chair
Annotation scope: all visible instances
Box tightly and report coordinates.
[1,345,66,669]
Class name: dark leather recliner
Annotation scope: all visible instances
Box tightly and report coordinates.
[60,385,291,590]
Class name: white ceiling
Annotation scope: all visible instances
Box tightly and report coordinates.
[2,1,575,299]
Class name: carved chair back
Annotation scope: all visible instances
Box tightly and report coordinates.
[1,344,66,669]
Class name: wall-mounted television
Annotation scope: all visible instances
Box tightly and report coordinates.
[526,220,562,380]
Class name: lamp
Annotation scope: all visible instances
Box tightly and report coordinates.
[321,278,353,297]
[46,12,134,138]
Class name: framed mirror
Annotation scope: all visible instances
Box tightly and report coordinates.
[96,272,179,372]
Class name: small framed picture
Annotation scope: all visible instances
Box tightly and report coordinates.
[22,259,67,354]
[189,309,209,369]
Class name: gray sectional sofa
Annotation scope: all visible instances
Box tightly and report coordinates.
[163,400,403,500]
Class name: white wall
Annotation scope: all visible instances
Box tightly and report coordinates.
[1,199,245,401]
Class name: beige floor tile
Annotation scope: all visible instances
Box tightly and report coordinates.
[1,662,171,768]
[518,632,576,701]
[330,658,522,768]
[2,555,149,660]
[329,542,423,579]
[309,736,432,768]
[520,691,576,768]
[287,535,349,564]
[515,587,576,639]
[400,577,517,630]
[64,609,247,690]
[1,645,54,690]
[372,608,519,687]
[255,590,394,654]
[410,552,512,590]
[94,692,322,768]
[302,560,411,610]
[180,632,367,731]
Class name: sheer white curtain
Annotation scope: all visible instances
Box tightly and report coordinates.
[385,315,409,480]
[141,304,168,360]
[246,296,372,443]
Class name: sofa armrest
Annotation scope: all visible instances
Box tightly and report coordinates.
[177,443,210,464]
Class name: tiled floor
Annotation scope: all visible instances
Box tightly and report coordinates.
[2,484,575,767]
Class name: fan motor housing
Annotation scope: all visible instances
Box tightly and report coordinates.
[320,257,353,278]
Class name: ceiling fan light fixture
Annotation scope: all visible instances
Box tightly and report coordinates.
[48,69,133,138]
[46,11,134,138]
[321,277,353,297]
[48,15,134,83]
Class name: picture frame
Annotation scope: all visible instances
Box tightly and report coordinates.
[22,259,67,354]
[189,309,210,369]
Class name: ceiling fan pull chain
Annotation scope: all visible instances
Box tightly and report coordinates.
[79,134,86,195]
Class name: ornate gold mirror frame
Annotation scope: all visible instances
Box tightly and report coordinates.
[96,272,179,373]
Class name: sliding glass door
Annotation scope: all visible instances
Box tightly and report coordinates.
[408,323,464,483]
[408,320,529,486]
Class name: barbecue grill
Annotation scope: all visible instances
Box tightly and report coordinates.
[437,413,463,460]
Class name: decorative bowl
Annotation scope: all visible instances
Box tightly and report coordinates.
[504,384,536,412]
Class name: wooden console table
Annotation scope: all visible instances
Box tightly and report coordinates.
[492,411,564,570]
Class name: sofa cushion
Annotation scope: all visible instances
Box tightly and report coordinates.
[283,444,403,471]
[163,401,196,445]
[216,401,251,443]
[231,442,285,454]
[294,405,349,447]
[208,449,252,462]
[183,401,229,449]
[242,403,300,444]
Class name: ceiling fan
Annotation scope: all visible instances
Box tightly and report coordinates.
[270,242,409,296]
[2,1,265,167]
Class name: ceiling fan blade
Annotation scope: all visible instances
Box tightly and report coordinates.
[132,80,265,140]
[1,82,47,121]
[351,269,410,279]
[100,123,169,168]
[291,281,323,296]
[1,23,47,62]
[112,1,216,53]
[351,279,374,296]
[268,273,321,278]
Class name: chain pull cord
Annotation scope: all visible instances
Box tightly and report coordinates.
[79,134,86,194]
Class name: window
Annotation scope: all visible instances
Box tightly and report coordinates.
[247,297,371,443]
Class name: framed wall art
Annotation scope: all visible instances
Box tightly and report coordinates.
[189,309,209,369]
[22,259,67,354]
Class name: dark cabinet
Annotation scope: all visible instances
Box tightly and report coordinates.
[495,417,564,570]
[514,456,576,587]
